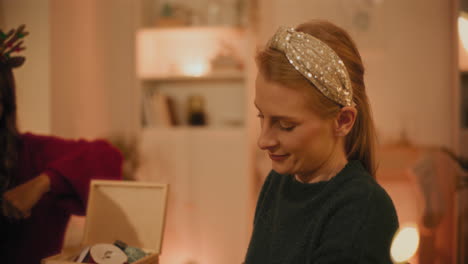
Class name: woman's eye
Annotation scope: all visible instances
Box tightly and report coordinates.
[278,120,295,131]
[257,113,264,118]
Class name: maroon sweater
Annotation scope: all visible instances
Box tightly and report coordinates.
[0,133,123,264]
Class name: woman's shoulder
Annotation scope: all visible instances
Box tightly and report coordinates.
[20,132,69,144]
[329,160,397,215]
[19,132,56,148]
[317,162,399,263]
[20,132,111,146]
[19,133,120,159]
[20,132,48,141]
[334,160,380,192]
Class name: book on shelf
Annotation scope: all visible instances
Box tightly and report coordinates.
[142,91,177,127]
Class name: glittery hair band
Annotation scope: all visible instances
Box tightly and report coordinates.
[268,26,353,107]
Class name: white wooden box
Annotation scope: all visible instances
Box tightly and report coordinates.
[42,180,168,264]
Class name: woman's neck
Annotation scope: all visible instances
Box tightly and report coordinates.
[295,148,348,184]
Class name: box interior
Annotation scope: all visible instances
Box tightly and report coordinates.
[81,181,168,255]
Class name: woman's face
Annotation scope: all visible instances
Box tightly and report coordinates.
[255,73,338,178]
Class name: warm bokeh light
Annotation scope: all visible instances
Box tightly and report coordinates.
[390,225,420,263]
[136,27,244,79]
[458,13,468,53]
[181,61,211,77]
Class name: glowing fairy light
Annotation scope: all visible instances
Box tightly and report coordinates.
[181,62,210,77]
[458,13,468,53]
[390,224,420,263]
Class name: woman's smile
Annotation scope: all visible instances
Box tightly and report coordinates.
[268,153,290,161]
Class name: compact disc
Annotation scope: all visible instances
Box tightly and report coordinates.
[89,244,128,264]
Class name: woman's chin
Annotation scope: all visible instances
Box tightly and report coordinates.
[272,163,292,175]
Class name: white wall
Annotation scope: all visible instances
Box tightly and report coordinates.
[0,0,139,139]
[255,0,455,149]
[0,0,51,134]
[50,0,139,139]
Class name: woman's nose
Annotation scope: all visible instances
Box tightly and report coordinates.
[257,126,279,150]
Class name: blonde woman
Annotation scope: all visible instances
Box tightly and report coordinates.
[245,20,398,263]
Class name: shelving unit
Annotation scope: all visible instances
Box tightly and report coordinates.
[460,72,468,158]
[459,31,468,158]
[136,26,247,129]
[458,10,468,158]
[134,3,252,262]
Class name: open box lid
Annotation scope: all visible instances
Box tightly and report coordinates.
[82,180,168,254]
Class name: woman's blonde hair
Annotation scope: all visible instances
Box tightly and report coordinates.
[256,20,377,177]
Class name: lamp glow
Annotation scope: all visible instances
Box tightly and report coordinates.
[181,62,210,77]
[136,27,244,79]
[458,13,468,53]
[390,225,420,263]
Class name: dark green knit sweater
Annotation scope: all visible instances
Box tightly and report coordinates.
[245,160,399,264]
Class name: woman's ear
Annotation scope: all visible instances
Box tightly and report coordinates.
[334,106,357,137]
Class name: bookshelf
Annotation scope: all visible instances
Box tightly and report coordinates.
[459,16,468,158]
[460,72,468,158]
[136,26,247,129]
[134,17,251,264]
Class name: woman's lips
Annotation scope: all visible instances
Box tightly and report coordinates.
[269,153,290,161]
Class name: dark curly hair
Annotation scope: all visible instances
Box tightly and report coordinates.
[0,67,20,193]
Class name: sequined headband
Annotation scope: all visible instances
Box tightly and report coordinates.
[0,24,28,69]
[268,26,353,107]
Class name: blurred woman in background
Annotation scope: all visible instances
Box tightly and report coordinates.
[0,25,123,264]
